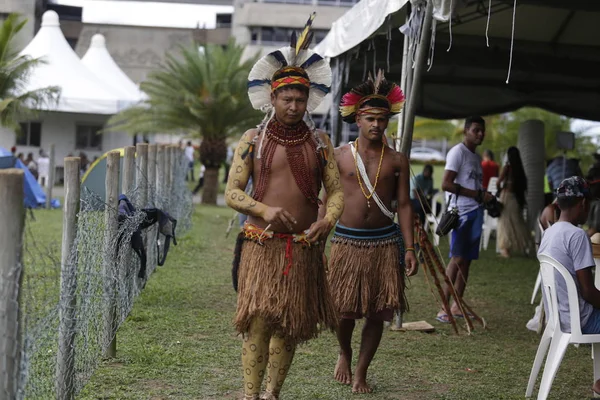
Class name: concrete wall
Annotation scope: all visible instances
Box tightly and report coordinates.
[75,24,196,84]
[193,27,231,46]
[1,112,133,167]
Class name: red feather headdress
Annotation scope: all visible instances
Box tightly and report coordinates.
[339,70,405,123]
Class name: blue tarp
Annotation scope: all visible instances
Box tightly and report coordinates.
[0,147,60,208]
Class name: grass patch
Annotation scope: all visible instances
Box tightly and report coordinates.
[63,205,593,399]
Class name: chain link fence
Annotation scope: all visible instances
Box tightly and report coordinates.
[0,144,192,399]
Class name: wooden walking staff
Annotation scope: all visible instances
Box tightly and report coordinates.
[415,217,486,334]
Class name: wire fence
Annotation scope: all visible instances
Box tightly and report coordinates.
[0,144,192,399]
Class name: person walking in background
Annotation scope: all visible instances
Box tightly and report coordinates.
[25,152,38,179]
[481,149,499,191]
[185,141,195,182]
[223,145,233,184]
[37,149,50,188]
[546,155,583,193]
[192,164,206,195]
[410,164,435,225]
[436,116,495,323]
[497,146,533,258]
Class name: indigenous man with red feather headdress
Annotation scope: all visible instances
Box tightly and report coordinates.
[225,13,344,400]
[321,70,418,394]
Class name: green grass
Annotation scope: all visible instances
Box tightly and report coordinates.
[54,205,593,399]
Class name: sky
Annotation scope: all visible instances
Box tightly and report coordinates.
[53,0,233,29]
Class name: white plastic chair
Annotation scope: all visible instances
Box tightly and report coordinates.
[480,177,499,251]
[530,218,546,304]
[526,254,600,399]
[424,191,445,245]
[487,176,499,195]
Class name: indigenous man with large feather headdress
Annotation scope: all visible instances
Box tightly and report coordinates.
[224,13,344,400]
[321,70,418,394]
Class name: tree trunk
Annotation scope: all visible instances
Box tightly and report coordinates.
[202,167,219,205]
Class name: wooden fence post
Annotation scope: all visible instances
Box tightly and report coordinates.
[165,145,173,210]
[122,146,136,197]
[56,157,80,400]
[148,144,157,206]
[156,145,166,210]
[46,144,55,209]
[135,144,148,209]
[104,151,120,358]
[0,169,25,399]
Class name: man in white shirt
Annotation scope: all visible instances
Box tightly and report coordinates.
[184,141,195,181]
[436,116,494,323]
[37,149,50,188]
[537,176,600,394]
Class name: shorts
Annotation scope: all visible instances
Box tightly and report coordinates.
[449,207,484,260]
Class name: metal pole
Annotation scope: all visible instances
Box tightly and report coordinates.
[104,151,120,358]
[396,13,411,152]
[400,0,434,155]
[0,169,24,400]
[46,144,55,209]
[122,146,136,197]
[56,157,80,400]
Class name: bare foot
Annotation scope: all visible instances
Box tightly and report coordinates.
[334,352,352,385]
[352,377,372,394]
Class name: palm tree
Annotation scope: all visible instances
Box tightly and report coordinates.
[0,14,60,130]
[108,40,262,204]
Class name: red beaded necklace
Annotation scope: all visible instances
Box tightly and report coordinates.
[253,119,322,206]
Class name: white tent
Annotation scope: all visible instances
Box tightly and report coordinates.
[19,11,124,115]
[316,0,600,122]
[81,34,146,106]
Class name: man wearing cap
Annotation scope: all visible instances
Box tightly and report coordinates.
[537,176,600,393]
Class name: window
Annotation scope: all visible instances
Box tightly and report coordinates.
[17,122,42,146]
[250,27,329,46]
[76,124,103,150]
[216,13,232,28]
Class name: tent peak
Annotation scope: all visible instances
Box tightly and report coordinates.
[90,34,106,48]
[42,10,60,28]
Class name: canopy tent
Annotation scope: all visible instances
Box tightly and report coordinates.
[81,34,146,106]
[316,0,600,132]
[81,148,125,208]
[19,11,126,114]
[0,147,54,209]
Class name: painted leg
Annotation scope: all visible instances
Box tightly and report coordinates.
[242,317,271,399]
[263,331,296,399]
[353,318,384,394]
[334,318,355,385]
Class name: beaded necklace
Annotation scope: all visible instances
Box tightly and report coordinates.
[253,119,322,206]
[354,139,385,208]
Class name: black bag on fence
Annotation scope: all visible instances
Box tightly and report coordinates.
[436,193,460,237]
[116,195,178,280]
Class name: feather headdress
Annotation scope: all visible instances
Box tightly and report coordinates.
[247,12,331,114]
[339,70,405,123]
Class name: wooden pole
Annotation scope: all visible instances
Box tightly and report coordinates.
[400,0,433,155]
[56,157,80,400]
[135,143,148,209]
[0,169,24,399]
[104,151,120,358]
[157,145,166,210]
[165,145,173,210]
[46,144,55,209]
[147,144,157,206]
[122,146,136,197]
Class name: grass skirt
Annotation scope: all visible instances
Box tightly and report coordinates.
[234,235,338,344]
[328,224,408,318]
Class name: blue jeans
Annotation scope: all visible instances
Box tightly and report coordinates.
[582,308,600,334]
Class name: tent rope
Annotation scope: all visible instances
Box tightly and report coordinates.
[506,0,517,84]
